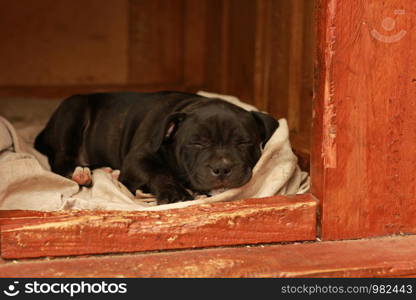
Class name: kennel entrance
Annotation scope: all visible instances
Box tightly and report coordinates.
[1,0,416,277]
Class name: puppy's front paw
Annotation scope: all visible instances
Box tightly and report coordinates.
[72,166,92,186]
[155,185,193,204]
[102,167,121,181]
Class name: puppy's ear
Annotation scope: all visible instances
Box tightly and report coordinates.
[251,111,279,146]
[150,112,187,152]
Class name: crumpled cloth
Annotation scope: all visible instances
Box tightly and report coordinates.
[0,92,309,211]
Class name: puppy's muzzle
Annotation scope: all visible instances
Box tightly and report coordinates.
[208,159,234,181]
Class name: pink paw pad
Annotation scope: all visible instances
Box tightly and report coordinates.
[102,167,112,173]
[72,166,92,186]
[111,169,120,181]
[102,167,120,181]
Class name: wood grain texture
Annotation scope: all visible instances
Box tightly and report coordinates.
[253,0,272,112]
[128,0,185,85]
[311,0,327,204]
[265,0,315,138]
[314,0,416,240]
[183,0,207,89]
[225,0,257,104]
[2,235,416,277]
[0,0,128,85]
[0,195,317,259]
[0,83,188,98]
[287,0,305,132]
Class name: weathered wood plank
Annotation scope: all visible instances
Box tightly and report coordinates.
[314,0,416,240]
[2,235,416,277]
[311,0,327,205]
[0,195,317,259]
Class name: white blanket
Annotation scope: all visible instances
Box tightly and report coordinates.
[0,93,309,211]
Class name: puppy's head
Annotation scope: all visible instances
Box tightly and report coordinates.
[153,99,279,193]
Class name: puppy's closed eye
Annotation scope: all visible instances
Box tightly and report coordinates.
[187,138,211,148]
[234,139,253,148]
[188,142,207,149]
[237,141,252,146]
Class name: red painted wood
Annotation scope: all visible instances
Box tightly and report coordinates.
[311,0,327,203]
[314,0,416,240]
[0,195,317,259]
[2,235,416,277]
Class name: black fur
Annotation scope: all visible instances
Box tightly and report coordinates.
[35,91,279,204]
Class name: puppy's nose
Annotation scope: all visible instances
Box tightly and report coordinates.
[210,167,232,177]
[209,160,233,178]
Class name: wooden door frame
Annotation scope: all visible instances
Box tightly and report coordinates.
[3,0,414,260]
[312,0,416,240]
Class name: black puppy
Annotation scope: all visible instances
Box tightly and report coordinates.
[35,91,279,203]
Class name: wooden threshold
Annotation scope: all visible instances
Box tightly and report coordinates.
[1,235,416,277]
[0,194,317,259]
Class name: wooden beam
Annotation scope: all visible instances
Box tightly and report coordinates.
[2,235,416,277]
[314,0,416,240]
[0,195,317,259]
[183,0,207,90]
[311,0,327,205]
[286,0,305,133]
[253,0,272,112]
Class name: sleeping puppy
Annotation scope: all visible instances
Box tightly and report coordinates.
[35,91,279,204]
